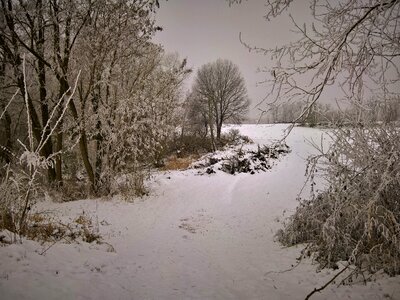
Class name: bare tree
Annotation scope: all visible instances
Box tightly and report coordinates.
[192,59,250,145]
[234,0,400,123]
[230,0,400,281]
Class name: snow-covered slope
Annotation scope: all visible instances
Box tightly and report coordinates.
[1,124,399,300]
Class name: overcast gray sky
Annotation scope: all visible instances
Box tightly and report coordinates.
[153,0,309,119]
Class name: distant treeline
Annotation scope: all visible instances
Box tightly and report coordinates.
[248,98,400,126]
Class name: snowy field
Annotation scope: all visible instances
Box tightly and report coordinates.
[0,124,399,300]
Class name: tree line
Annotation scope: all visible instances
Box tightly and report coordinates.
[261,98,400,126]
[0,0,250,197]
[0,0,190,194]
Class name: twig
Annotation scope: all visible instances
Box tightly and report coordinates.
[305,264,350,299]
[265,246,308,276]
[264,258,303,276]
[39,237,61,256]
[0,89,19,121]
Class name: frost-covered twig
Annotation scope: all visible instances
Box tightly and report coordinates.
[1,58,82,238]
[0,89,19,121]
[36,70,81,155]
[305,264,350,300]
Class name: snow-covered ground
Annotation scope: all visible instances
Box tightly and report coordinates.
[1,124,399,299]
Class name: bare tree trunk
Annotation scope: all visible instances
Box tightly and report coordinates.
[0,106,12,163]
[216,118,223,141]
[92,81,103,192]
[55,130,63,184]
[1,0,43,144]
[208,98,216,151]
[203,121,208,138]
[0,56,12,163]
[68,98,96,190]
[54,78,69,186]
[57,76,95,190]
[94,137,103,190]
[37,0,56,182]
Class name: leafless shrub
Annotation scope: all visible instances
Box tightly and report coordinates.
[0,62,80,241]
[279,124,400,276]
[220,128,253,146]
[112,171,150,201]
[0,166,37,240]
[167,134,214,156]
[229,0,400,292]
[47,179,90,202]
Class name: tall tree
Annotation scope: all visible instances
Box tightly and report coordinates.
[192,59,249,143]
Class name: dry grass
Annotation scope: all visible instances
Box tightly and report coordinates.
[0,212,103,245]
[161,154,200,171]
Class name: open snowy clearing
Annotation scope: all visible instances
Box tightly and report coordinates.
[1,124,399,300]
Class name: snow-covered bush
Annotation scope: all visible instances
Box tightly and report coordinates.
[0,150,52,240]
[279,124,400,276]
[228,0,400,282]
[220,128,253,146]
[0,167,28,236]
[164,128,253,161]
[87,49,190,194]
[165,134,214,158]
[112,172,150,201]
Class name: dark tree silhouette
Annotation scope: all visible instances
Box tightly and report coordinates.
[192,59,249,145]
